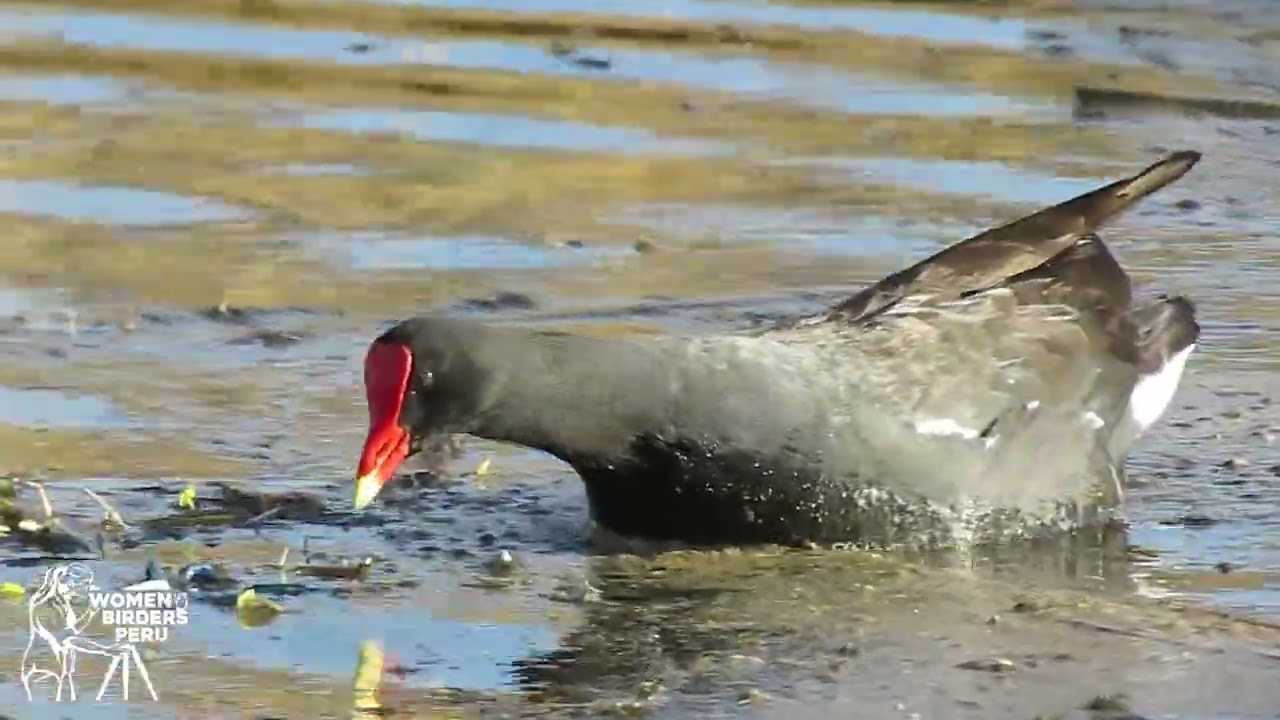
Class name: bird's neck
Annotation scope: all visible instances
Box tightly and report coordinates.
[469,327,681,463]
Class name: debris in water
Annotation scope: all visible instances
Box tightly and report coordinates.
[177,484,197,510]
[235,588,284,628]
[1011,597,1044,613]
[246,506,285,529]
[83,487,131,531]
[200,301,252,324]
[181,562,238,591]
[1126,545,1161,560]
[229,328,304,348]
[295,556,374,581]
[460,291,537,312]
[7,481,99,555]
[956,658,1016,673]
[1161,514,1219,528]
[487,549,517,575]
[547,40,612,71]
[0,581,25,598]
[352,640,385,714]
[218,484,326,521]
[144,508,243,533]
[1083,693,1131,713]
[474,457,492,478]
[465,549,523,589]
[546,575,602,605]
[1074,85,1280,121]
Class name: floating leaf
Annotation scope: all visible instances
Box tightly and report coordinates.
[0,582,25,599]
[178,484,198,510]
[474,457,492,477]
[235,588,284,628]
[237,608,281,629]
[236,587,283,611]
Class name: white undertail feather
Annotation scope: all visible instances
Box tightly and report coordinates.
[1129,344,1195,433]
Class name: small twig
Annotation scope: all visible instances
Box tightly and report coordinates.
[277,546,291,583]
[24,481,54,520]
[82,487,132,530]
[245,505,283,529]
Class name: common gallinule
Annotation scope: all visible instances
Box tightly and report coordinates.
[353,151,1202,548]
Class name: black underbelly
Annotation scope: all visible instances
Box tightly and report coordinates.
[572,436,945,547]
[570,436,1105,548]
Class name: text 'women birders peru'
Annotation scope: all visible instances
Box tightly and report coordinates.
[89,589,190,643]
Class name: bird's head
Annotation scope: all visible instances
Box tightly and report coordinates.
[353,318,495,510]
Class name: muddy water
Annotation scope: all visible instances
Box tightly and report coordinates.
[0,0,1278,717]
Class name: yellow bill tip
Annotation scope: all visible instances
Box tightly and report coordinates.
[353,472,382,511]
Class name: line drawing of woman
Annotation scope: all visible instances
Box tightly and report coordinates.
[20,563,99,702]
[63,634,158,702]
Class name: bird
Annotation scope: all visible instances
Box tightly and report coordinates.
[351,150,1202,550]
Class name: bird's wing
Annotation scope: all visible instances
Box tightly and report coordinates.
[766,237,1146,510]
[781,236,1136,433]
[822,150,1201,327]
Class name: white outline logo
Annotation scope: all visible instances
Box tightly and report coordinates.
[20,563,187,703]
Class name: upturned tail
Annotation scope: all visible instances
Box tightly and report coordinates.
[827,150,1203,324]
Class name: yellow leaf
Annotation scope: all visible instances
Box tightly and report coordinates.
[177,484,197,510]
[352,640,384,710]
[235,588,284,628]
[474,457,491,477]
[236,588,282,612]
[0,582,25,599]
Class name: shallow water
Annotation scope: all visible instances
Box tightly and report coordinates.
[397,0,1040,49]
[0,179,249,225]
[308,229,616,270]
[293,106,732,156]
[0,386,127,427]
[0,0,1279,717]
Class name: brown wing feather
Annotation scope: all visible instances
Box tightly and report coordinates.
[824,150,1201,326]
